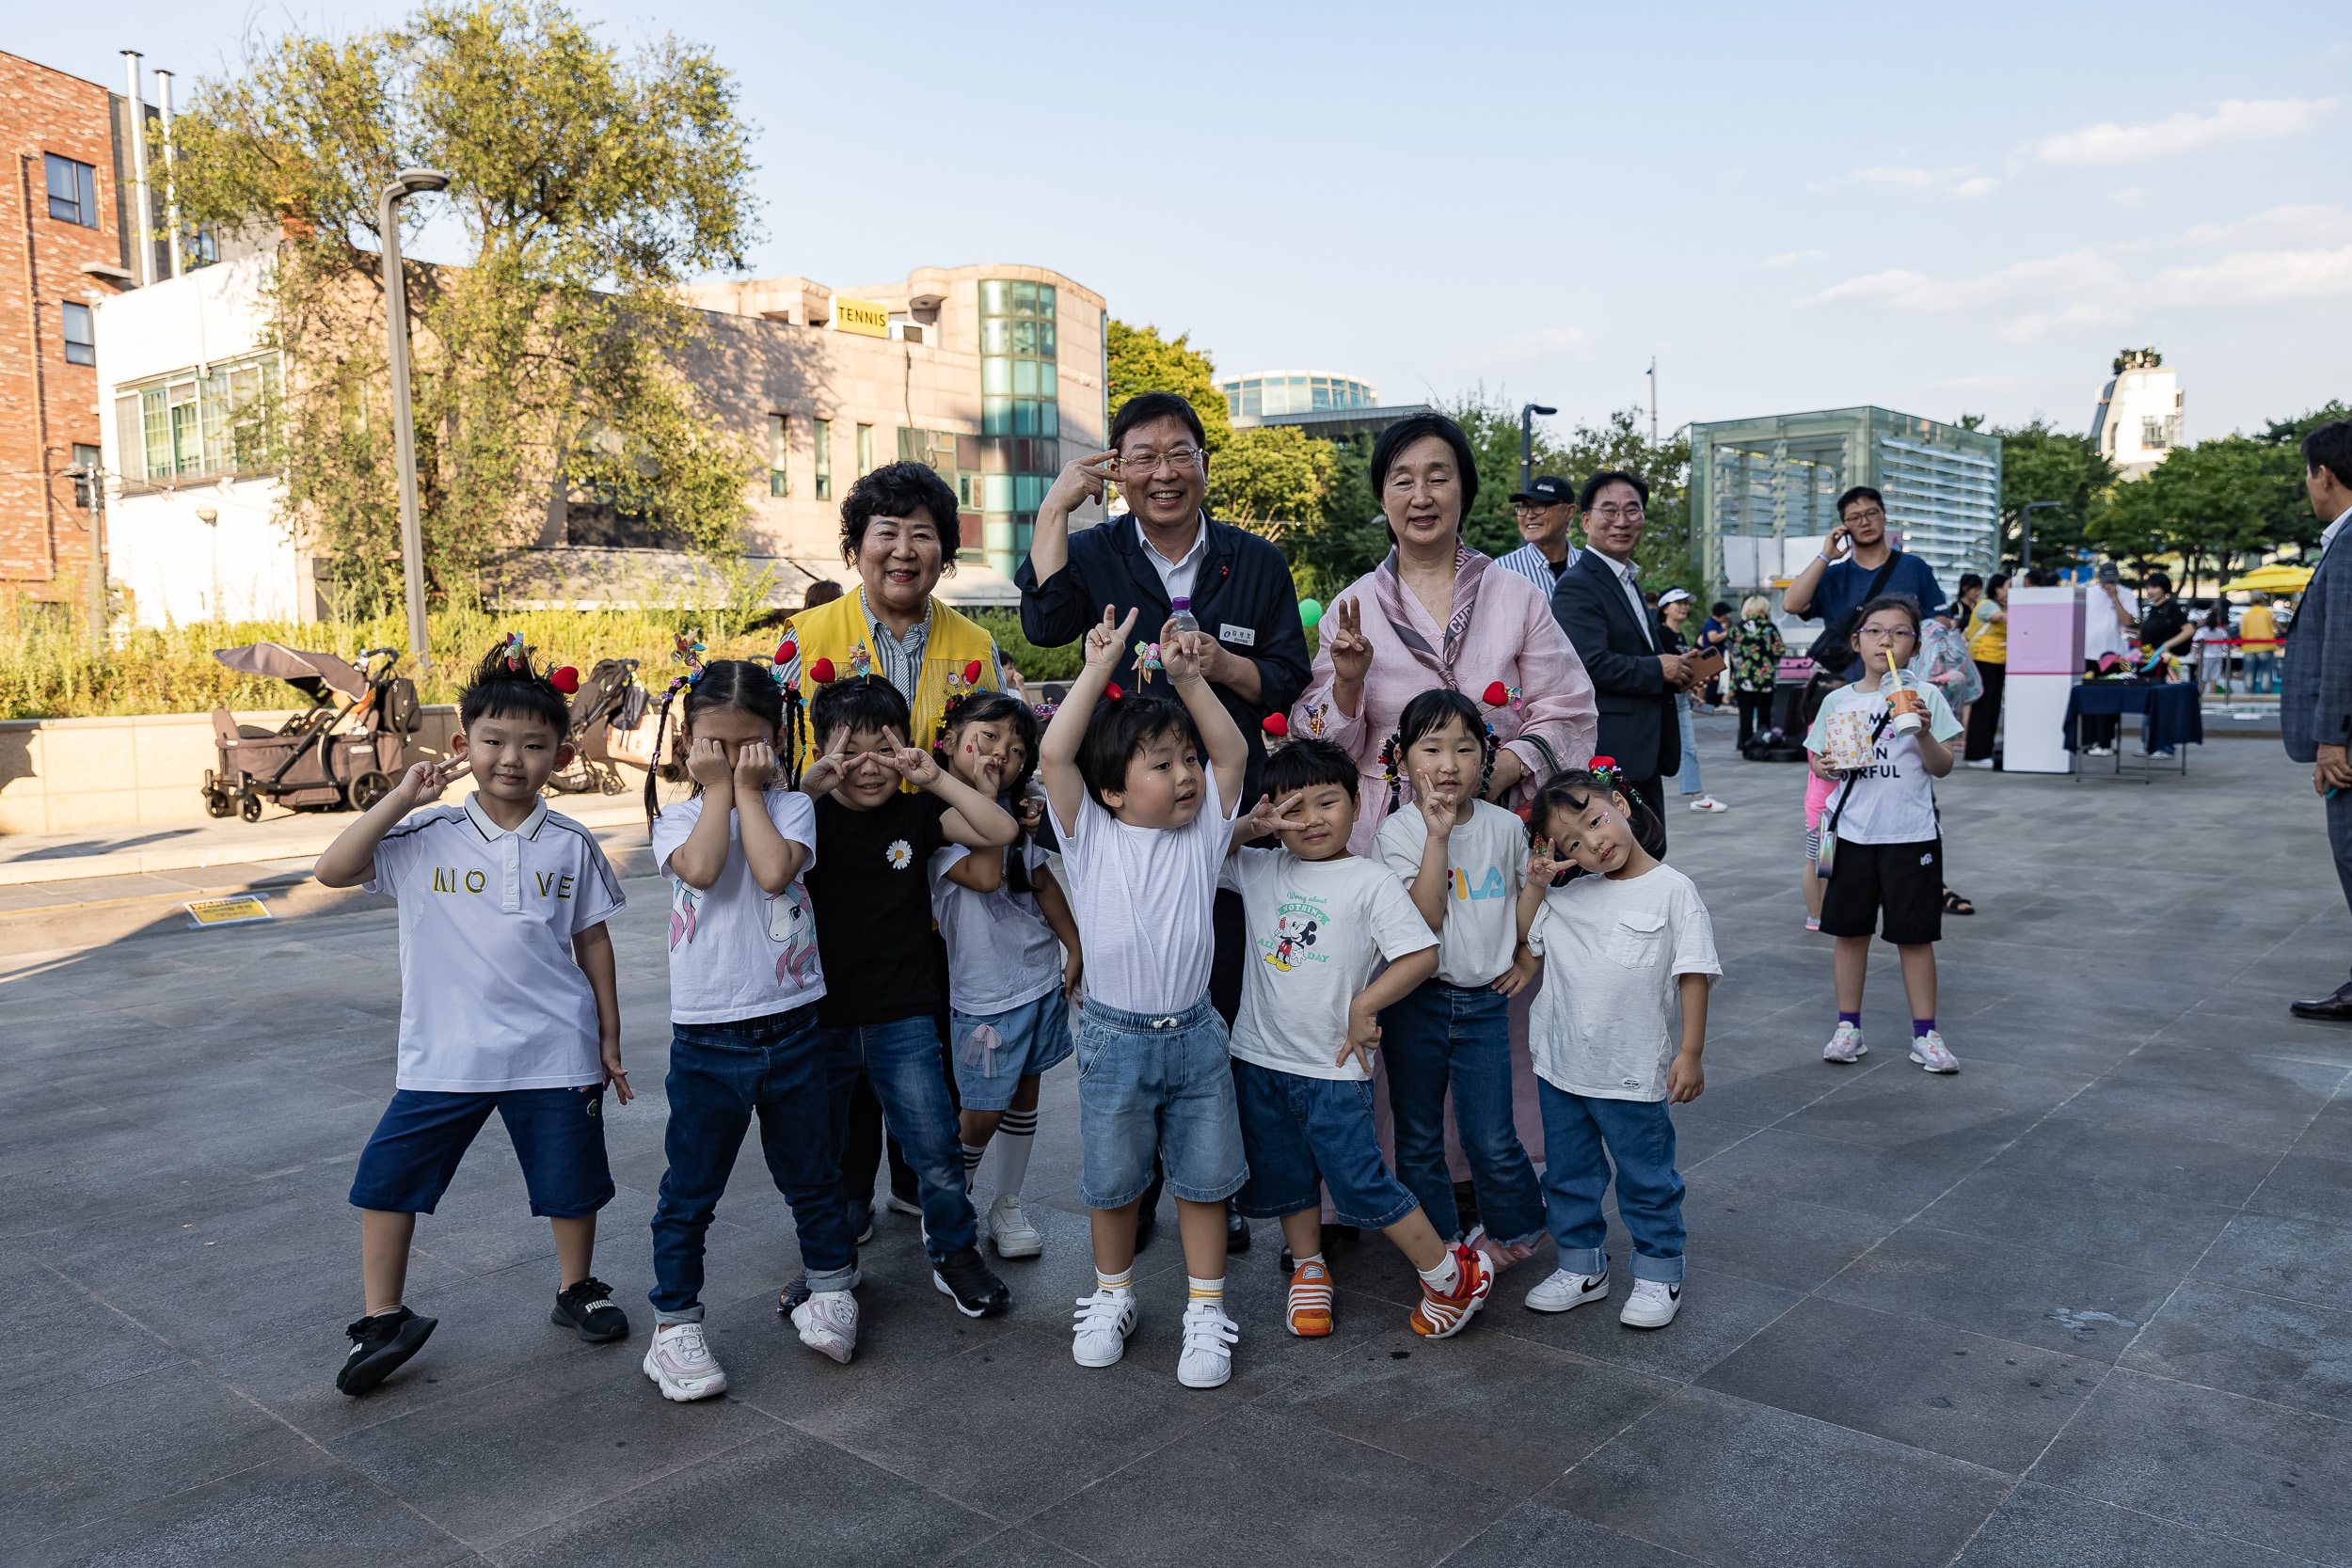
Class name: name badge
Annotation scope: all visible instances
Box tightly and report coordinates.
[1219,623,1257,647]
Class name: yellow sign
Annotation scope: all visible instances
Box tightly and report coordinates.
[834,297,889,339]
[186,895,273,928]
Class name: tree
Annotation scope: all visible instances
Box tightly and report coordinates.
[1973,418,2114,573]
[2085,435,2305,592]
[1208,425,1335,534]
[2260,401,2351,561]
[171,0,762,616]
[1104,320,1232,449]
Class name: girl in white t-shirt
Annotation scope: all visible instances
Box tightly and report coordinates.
[927,690,1083,1263]
[1371,689,1547,1276]
[1516,766,1718,1330]
[642,652,860,1400]
[1802,596,1962,1075]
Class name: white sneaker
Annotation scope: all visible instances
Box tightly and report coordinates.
[1687,795,1729,813]
[987,1193,1043,1259]
[1177,1300,1240,1388]
[1524,1266,1611,1313]
[1822,1022,1867,1064]
[1072,1287,1137,1368]
[791,1290,858,1364]
[884,1192,923,1217]
[1909,1031,1961,1074]
[1620,1278,1682,1329]
[2085,744,2114,757]
[1963,757,1995,770]
[642,1322,728,1402]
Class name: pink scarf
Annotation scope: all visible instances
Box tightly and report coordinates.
[1373,546,1491,691]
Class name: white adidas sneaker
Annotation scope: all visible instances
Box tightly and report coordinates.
[1176,1300,1240,1388]
[1072,1287,1138,1368]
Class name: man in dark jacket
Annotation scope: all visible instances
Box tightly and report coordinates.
[2283,419,2352,1021]
[1550,469,1693,846]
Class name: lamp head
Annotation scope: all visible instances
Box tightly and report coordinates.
[196,507,218,525]
[1532,404,1557,416]
[392,167,452,197]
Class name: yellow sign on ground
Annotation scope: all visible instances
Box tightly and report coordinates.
[834,297,890,338]
[186,895,273,928]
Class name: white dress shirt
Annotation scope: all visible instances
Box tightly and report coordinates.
[2323,505,2352,556]
[1136,513,1209,606]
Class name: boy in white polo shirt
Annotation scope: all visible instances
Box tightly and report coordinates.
[314,641,630,1396]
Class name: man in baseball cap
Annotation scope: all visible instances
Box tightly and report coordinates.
[1500,474,1581,591]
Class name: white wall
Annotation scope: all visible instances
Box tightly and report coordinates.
[2103,368,2183,476]
[94,256,302,626]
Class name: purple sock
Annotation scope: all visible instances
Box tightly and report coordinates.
[1837,1010,1861,1028]
[1913,1017,1937,1037]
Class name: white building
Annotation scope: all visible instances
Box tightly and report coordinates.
[93,254,304,626]
[2090,347,2183,480]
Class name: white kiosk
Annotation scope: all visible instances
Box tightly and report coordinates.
[2003,586,2085,773]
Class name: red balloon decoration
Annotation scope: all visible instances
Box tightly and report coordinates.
[549,666,580,694]
[1262,712,1289,736]
[1483,681,1510,707]
[809,657,836,685]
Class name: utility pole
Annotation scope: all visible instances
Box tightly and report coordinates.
[120,52,151,287]
[2019,501,2061,575]
[155,71,181,278]
[378,167,452,661]
[1647,357,1659,445]
[1518,402,1557,495]
[68,463,106,651]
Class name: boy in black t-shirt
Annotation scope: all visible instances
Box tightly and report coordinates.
[801,676,1022,1317]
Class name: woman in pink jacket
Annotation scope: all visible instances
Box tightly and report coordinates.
[1295,413,1597,853]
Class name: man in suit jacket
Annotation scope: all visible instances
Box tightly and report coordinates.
[2282,419,2352,1021]
[1550,469,1697,846]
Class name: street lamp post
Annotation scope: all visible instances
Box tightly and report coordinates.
[1518,402,1557,496]
[2019,501,2061,576]
[378,167,451,662]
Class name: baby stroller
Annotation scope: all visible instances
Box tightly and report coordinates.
[204,644,421,821]
[548,657,646,795]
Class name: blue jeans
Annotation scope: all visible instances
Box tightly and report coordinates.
[1676,691,1703,796]
[650,1006,855,1323]
[824,1014,978,1261]
[1538,1081,1686,1283]
[1232,1059,1418,1228]
[1073,994,1248,1209]
[1378,979,1545,1244]
[351,1086,612,1218]
[2246,651,2277,693]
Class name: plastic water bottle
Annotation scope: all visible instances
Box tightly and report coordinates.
[1168,596,1200,636]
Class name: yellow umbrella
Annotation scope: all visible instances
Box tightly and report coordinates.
[2225,563,2313,593]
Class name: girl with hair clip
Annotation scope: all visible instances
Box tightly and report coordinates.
[926,689,1084,1261]
[1514,763,1718,1328]
[1370,689,1549,1277]
[639,641,858,1399]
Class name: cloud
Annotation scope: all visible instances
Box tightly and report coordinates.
[1762,249,1827,267]
[1953,177,2001,198]
[2028,97,2337,165]
[1810,166,1994,197]
[1443,326,1592,375]
[2109,187,2147,208]
[1801,250,2121,316]
[2172,204,2352,249]
[2144,246,2352,306]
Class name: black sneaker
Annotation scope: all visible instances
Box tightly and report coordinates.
[1226,1199,1252,1254]
[336,1307,437,1396]
[550,1276,629,1342]
[930,1245,1011,1319]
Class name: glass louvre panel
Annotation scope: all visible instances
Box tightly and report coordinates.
[982,318,1009,354]
[1040,402,1057,438]
[115,395,144,481]
[984,475,1013,511]
[141,388,168,479]
[1010,280,1035,310]
[983,398,1010,435]
[1012,400,1037,436]
[171,399,201,475]
[982,358,1011,395]
[1015,475,1042,512]
[1037,288,1055,320]
[980,280,1009,313]
[1012,359,1038,396]
[1012,320,1036,355]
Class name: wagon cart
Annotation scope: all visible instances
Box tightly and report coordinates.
[203,644,421,822]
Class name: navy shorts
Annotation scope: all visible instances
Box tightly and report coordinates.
[349,1086,614,1218]
[1232,1058,1420,1230]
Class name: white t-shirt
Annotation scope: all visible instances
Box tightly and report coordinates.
[1804,682,1962,846]
[366,795,626,1092]
[1527,863,1721,1101]
[929,842,1063,1016]
[1049,768,1233,1014]
[650,788,826,1024]
[2085,585,2139,660]
[1374,798,1528,986]
[1218,848,1438,1081]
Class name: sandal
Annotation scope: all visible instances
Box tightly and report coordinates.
[1942,887,1975,916]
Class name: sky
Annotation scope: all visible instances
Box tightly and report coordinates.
[22,0,2350,447]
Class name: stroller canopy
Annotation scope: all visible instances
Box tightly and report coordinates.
[213,642,372,703]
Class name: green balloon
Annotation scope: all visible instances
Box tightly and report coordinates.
[1299,598,1324,629]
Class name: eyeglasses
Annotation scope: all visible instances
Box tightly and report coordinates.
[1589,503,1645,522]
[1844,507,1886,524]
[1855,625,1916,641]
[1117,446,1202,475]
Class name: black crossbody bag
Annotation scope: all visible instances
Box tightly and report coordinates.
[1815,708,1894,879]
[1808,552,1904,669]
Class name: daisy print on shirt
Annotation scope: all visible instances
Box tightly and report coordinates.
[886,839,913,870]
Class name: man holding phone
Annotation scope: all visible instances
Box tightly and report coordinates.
[1783,487,1947,683]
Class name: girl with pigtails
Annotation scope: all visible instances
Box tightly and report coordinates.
[1370,689,1550,1277]
[639,636,855,1402]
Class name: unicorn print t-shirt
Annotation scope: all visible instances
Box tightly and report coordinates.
[1375,797,1529,986]
[651,787,826,1023]
[1220,847,1436,1081]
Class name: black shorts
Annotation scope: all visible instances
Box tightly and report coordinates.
[1819,836,1943,945]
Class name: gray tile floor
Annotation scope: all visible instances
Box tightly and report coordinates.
[6,718,2349,1566]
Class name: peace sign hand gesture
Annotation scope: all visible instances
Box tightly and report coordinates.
[1240,790,1307,841]
[801,726,856,797]
[878,726,940,787]
[1327,597,1373,688]
[1084,605,1140,675]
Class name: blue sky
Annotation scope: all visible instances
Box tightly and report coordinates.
[24,1,2349,445]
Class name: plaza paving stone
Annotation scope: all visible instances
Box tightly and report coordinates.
[3,716,2348,1565]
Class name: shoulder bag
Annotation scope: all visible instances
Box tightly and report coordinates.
[1814,707,1894,879]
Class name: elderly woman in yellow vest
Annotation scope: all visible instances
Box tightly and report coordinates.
[783,462,1004,768]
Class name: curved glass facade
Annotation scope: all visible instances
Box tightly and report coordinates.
[1218,372,1375,420]
[978,278,1058,571]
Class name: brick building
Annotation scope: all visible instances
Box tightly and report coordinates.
[0,49,153,632]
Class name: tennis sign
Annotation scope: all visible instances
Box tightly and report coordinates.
[185,895,273,928]
[834,297,890,338]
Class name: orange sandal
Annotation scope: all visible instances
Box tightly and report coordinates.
[1286,1259,1334,1337]
[1409,1243,1494,1339]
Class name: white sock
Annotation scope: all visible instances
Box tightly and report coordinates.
[1417,1251,1461,1293]
[1187,1275,1225,1308]
[1292,1251,1326,1271]
[989,1109,1037,1197]
[1096,1265,1134,1294]
[960,1143,986,1194]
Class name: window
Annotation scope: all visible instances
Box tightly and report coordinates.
[70,443,100,509]
[113,353,282,483]
[767,412,789,498]
[61,301,96,366]
[45,153,98,228]
[814,419,833,500]
[856,422,874,477]
[977,278,1062,570]
[2141,415,2169,451]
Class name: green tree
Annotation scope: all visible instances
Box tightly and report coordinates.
[1104,320,1232,449]
[1558,406,1694,592]
[1208,425,1335,531]
[2260,401,2351,560]
[171,0,762,615]
[2085,436,2306,591]
[1975,418,2114,573]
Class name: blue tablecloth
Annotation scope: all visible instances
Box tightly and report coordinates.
[2062,682,2203,752]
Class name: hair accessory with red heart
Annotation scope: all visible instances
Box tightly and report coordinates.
[776,639,797,666]
[1262,712,1289,737]
[549,666,580,695]
[1104,681,1123,702]
[1483,681,1509,706]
